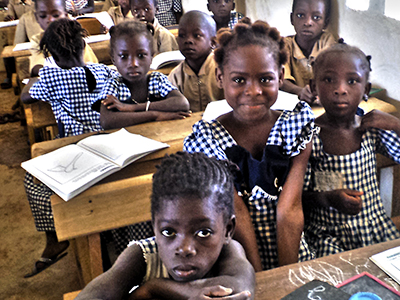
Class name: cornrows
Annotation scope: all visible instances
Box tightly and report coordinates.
[214,18,289,70]
[151,152,236,222]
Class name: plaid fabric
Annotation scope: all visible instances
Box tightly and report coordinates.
[184,101,317,270]
[155,0,182,26]
[65,0,89,12]
[304,109,400,258]
[30,64,118,137]
[228,11,244,29]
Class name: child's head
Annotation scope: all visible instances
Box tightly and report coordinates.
[109,20,154,82]
[207,0,235,20]
[35,0,68,31]
[40,18,87,68]
[291,0,330,40]
[214,19,288,121]
[130,0,157,24]
[311,41,372,114]
[177,11,216,64]
[151,152,235,282]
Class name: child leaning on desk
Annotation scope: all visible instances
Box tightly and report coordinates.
[168,10,225,112]
[75,151,255,300]
[92,20,190,130]
[302,41,400,258]
[280,0,336,105]
[184,19,318,272]
[20,18,118,278]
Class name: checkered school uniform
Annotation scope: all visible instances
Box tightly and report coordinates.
[184,101,317,270]
[65,0,90,13]
[155,0,182,26]
[303,108,400,258]
[227,11,244,29]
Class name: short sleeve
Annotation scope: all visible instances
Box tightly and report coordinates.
[148,71,177,99]
[373,128,400,164]
[29,70,52,102]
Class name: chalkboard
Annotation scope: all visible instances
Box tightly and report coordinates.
[281,280,351,299]
[337,272,400,300]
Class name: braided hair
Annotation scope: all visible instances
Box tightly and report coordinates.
[313,38,372,80]
[151,152,235,223]
[214,18,288,71]
[39,18,87,62]
[109,20,154,57]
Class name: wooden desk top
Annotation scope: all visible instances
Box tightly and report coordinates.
[255,238,400,299]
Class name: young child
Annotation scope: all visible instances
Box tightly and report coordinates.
[168,10,225,112]
[184,20,317,271]
[130,0,179,55]
[93,20,190,130]
[20,19,118,278]
[29,0,99,77]
[280,0,336,104]
[155,0,182,27]
[303,42,400,257]
[107,0,134,25]
[4,0,34,21]
[207,0,244,31]
[75,151,255,300]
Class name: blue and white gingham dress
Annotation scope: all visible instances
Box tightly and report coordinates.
[184,101,317,270]
[304,111,400,258]
[155,0,182,27]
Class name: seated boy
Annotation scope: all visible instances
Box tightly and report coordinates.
[75,152,255,300]
[207,0,243,31]
[131,0,178,55]
[155,0,182,26]
[168,10,224,112]
[280,0,336,104]
[108,0,134,25]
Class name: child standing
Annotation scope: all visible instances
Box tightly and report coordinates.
[184,20,317,271]
[20,19,118,278]
[281,0,336,105]
[130,0,179,55]
[75,152,255,300]
[168,10,224,112]
[93,20,190,130]
[303,42,400,257]
[207,0,243,31]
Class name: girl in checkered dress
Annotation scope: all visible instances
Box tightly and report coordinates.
[93,20,190,130]
[303,41,400,258]
[184,20,318,271]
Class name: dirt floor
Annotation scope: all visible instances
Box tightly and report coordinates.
[0,72,82,300]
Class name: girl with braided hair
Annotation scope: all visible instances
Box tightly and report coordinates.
[184,19,318,271]
[76,151,255,300]
[303,41,400,257]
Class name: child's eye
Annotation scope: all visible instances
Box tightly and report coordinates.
[260,77,272,83]
[145,7,149,12]
[39,14,47,19]
[161,229,176,237]
[196,229,212,238]
[118,54,127,59]
[348,79,358,84]
[323,77,333,83]
[194,34,202,38]
[233,77,245,84]
[296,13,304,18]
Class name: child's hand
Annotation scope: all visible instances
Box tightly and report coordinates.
[189,285,251,300]
[327,189,363,215]
[155,111,192,121]
[102,95,132,112]
[298,85,317,105]
[4,15,15,21]
[359,109,400,134]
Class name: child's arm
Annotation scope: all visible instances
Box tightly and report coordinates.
[281,80,316,105]
[359,109,400,136]
[21,78,40,104]
[129,240,255,300]
[100,91,191,130]
[75,243,147,300]
[276,142,312,266]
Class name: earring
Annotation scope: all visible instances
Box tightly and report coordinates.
[363,94,369,102]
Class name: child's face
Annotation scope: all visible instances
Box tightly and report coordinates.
[207,0,235,19]
[153,196,234,282]
[131,0,156,24]
[35,0,68,31]
[291,0,327,42]
[177,17,214,63]
[216,45,283,124]
[112,34,152,83]
[312,52,370,118]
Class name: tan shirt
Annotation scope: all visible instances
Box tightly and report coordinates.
[29,32,99,72]
[153,17,178,56]
[101,0,118,12]
[7,0,34,19]
[13,10,43,44]
[284,32,336,87]
[107,6,133,26]
[168,52,224,112]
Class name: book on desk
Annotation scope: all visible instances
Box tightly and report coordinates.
[21,129,169,201]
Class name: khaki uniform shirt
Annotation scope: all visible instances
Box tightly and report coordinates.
[107,6,133,26]
[153,17,178,56]
[13,10,42,44]
[7,0,34,19]
[284,32,336,87]
[168,52,224,112]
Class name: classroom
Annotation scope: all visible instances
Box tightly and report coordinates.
[0,0,400,299]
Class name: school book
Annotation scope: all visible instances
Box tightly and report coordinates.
[21,129,169,201]
[150,50,185,70]
[280,280,351,299]
[370,245,400,286]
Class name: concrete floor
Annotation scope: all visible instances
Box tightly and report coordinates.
[0,72,82,300]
